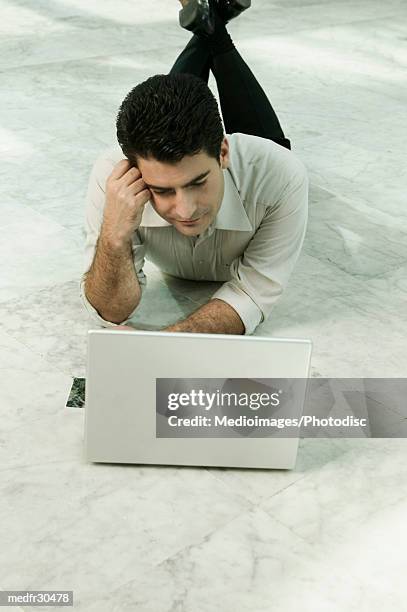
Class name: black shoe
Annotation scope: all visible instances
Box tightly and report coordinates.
[179,0,215,36]
[214,0,251,24]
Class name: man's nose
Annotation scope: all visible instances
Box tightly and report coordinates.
[174,191,198,220]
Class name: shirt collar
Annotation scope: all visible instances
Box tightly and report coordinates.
[139,168,252,232]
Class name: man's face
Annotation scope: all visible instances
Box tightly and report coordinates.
[136,137,229,236]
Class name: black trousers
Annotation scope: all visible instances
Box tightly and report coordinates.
[169,33,291,150]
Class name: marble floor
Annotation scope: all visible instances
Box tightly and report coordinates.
[1,0,407,610]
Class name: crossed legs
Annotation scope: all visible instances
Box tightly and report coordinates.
[169,27,291,149]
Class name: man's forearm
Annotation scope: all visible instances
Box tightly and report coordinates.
[163,299,245,335]
[84,229,141,324]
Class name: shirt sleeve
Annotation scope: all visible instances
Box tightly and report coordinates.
[211,163,309,335]
[80,153,147,328]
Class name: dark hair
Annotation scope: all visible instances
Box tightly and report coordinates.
[116,73,224,165]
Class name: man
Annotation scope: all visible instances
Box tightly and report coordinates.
[80,0,308,335]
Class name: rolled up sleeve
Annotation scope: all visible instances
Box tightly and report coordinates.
[211,166,309,335]
[212,283,263,336]
[80,153,147,327]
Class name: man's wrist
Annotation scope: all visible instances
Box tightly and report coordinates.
[162,322,187,333]
[100,224,134,254]
[161,300,245,335]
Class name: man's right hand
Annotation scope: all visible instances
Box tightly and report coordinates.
[102,159,151,246]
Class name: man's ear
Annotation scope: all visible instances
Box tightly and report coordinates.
[219,136,230,169]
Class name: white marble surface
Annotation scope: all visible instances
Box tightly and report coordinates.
[1,0,407,610]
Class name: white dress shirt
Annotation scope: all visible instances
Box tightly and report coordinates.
[80,132,309,334]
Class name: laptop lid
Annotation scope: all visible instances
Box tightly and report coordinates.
[84,330,312,470]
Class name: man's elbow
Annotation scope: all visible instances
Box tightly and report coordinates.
[83,282,141,325]
[95,299,141,325]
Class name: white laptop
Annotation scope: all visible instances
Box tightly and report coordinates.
[84,330,312,470]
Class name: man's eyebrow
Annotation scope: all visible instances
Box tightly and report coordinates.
[144,170,211,191]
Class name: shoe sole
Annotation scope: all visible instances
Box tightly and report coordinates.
[179,0,214,35]
[217,0,251,23]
